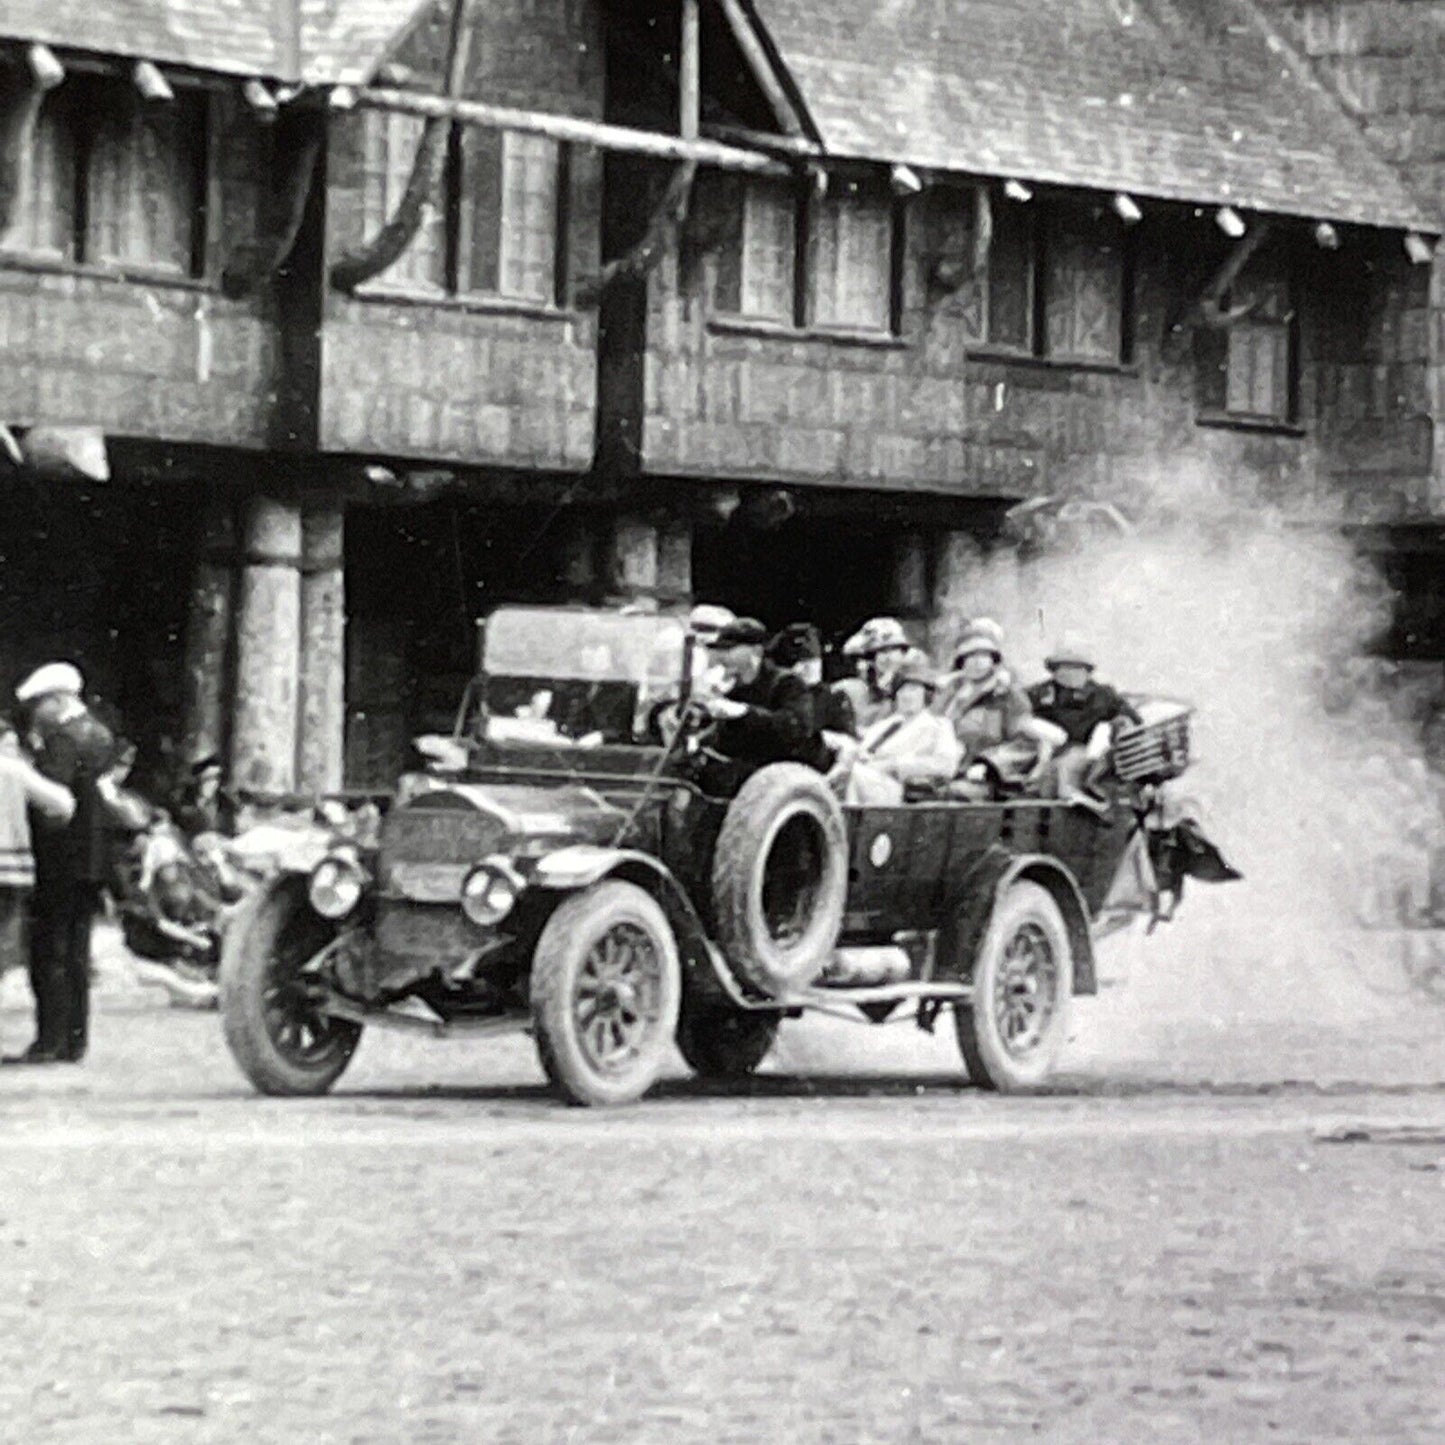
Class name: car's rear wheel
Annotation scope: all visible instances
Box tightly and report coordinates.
[711,763,847,997]
[956,881,1073,1092]
[675,1004,779,1079]
[531,881,682,1106]
[220,878,361,1096]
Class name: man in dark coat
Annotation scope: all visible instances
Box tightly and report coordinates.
[767,623,857,738]
[5,663,115,1065]
[1026,634,1141,798]
[697,619,823,787]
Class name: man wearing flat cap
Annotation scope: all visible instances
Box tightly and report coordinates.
[6,661,115,1065]
[697,618,823,788]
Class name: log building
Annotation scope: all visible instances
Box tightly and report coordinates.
[0,0,1441,793]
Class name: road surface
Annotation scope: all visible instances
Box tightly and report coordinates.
[2,938,1443,1444]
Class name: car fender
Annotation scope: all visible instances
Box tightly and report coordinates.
[939,846,1097,996]
[530,845,747,1008]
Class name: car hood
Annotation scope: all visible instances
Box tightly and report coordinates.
[392,781,626,849]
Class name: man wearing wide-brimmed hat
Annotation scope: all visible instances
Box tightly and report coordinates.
[5,662,115,1065]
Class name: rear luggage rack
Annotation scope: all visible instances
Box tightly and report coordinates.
[1113,702,1192,784]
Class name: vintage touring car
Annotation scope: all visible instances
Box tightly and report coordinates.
[220,605,1219,1105]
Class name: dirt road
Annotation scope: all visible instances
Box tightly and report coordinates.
[2,958,1444,1445]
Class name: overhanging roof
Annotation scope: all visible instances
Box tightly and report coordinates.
[748,0,1437,232]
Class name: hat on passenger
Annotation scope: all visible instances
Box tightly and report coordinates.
[15,661,84,703]
[891,652,939,694]
[952,628,1004,666]
[859,617,909,655]
[688,603,736,642]
[712,617,769,650]
[767,622,823,668]
[1045,633,1095,671]
[841,630,868,658]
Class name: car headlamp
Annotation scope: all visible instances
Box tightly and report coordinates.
[461,858,524,927]
[308,853,366,920]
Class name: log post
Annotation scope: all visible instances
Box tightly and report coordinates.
[297,500,346,796]
[680,0,701,142]
[181,493,239,764]
[231,495,303,796]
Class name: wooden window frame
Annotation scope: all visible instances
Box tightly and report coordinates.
[359,114,568,310]
[976,192,1134,368]
[716,173,905,340]
[2,70,214,284]
[1195,256,1301,431]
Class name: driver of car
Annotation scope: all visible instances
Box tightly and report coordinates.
[697,618,821,779]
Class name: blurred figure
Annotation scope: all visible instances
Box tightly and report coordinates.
[834,628,872,723]
[1028,633,1141,799]
[7,662,114,1065]
[176,753,237,840]
[0,714,74,1044]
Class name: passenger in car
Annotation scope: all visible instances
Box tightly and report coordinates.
[768,623,856,739]
[841,654,962,805]
[940,625,1064,797]
[852,617,913,730]
[832,628,871,726]
[1028,634,1141,798]
[697,619,823,785]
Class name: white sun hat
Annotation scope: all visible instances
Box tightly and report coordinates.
[15,661,85,703]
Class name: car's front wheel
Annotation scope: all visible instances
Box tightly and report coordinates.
[531,881,682,1106]
[220,877,361,1096]
[955,881,1073,1092]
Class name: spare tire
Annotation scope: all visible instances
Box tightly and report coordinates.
[710,763,848,996]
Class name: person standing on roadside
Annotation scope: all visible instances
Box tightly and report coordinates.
[0,714,74,1051]
[5,663,114,1066]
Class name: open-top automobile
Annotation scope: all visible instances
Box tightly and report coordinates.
[220,605,1225,1105]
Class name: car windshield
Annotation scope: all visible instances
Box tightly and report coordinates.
[479,607,689,749]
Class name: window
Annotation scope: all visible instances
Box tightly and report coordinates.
[2,76,209,277]
[459,130,560,303]
[809,182,892,332]
[974,192,1130,364]
[357,112,565,305]
[360,111,445,291]
[715,174,899,335]
[1195,264,1296,425]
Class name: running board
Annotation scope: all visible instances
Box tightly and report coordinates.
[322,995,531,1039]
[786,979,974,1007]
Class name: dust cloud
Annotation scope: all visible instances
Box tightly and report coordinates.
[774,487,1445,1083]
[938,501,1443,1055]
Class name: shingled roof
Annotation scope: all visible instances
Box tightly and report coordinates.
[0,0,433,85]
[749,0,1436,232]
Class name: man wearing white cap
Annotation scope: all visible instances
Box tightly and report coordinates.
[5,662,115,1065]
